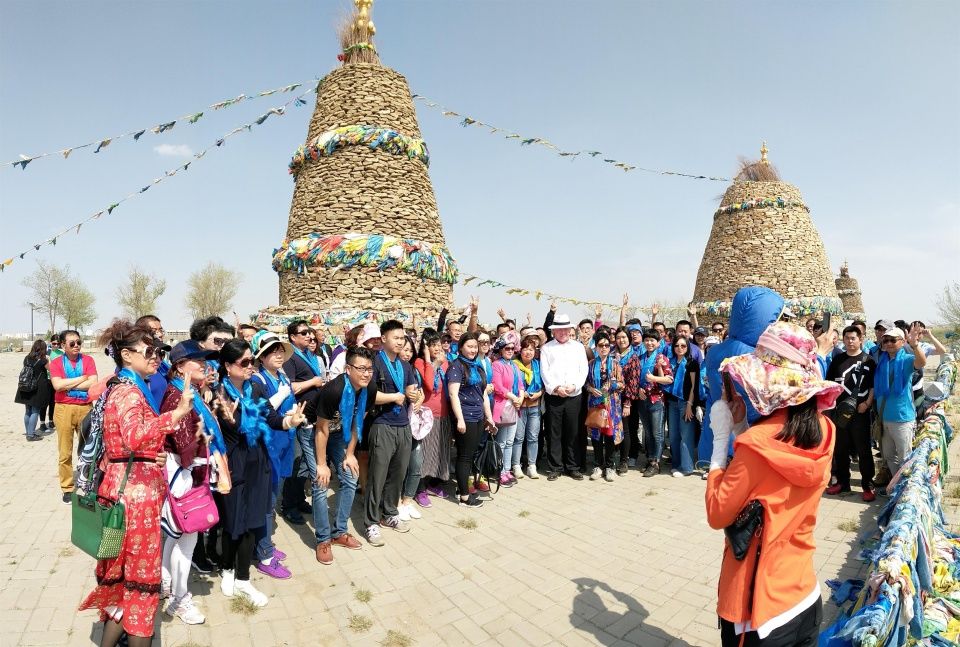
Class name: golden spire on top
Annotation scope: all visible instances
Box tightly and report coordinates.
[760,141,769,164]
[355,0,376,36]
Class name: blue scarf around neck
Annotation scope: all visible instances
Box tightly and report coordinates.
[118,367,160,414]
[639,350,659,388]
[459,355,483,386]
[63,354,90,400]
[669,356,688,400]
[618,345,635,367]
[446,341,459,362]
[875,348,910,402]
[515,358,542,395]
[294,347,323,377]
[378,350,406,414]
[222,378,274,449]
[339,377,369,444]
[499,358,520,396]
[169,377,227,455]
[256,369,295,415]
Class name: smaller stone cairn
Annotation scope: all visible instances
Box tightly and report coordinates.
[835,261,866,322]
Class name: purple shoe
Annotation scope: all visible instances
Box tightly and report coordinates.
[273,549,287,561]
[425,485,445,498]
[255,558,291,580]
[414,491,432,508]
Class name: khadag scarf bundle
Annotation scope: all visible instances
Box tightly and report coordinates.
[169,377,227,455]
[618,345,635,367]
[514,359,542,395]
[458,355,483,386]
[378,350,406,414]
[639,350,658,387]
[63,354,90,400]
[431,362,446,393]
[256,369,296,415]
[669,356,688,400]
[500,358,521,396]
[222,379,273,448]
[339,378,369,444]
[118,367,159,414]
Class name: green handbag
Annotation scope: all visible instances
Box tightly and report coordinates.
[71,455,134,560]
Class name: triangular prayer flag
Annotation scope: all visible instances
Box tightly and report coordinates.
[61,149,73,159]
[19,253,25,259]
[133,130,146,141]
[107,203,119,214]
[140,186,149,193]
[94,139,111,153]
[187,112,203,124]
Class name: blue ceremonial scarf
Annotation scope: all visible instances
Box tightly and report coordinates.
[669,356,688,400]
[639,350,659,388]
[698,362,708,401]
[875,348,910,401]
[446,342,459,362]
[617,346,635,368]
[514,358,542,395]
[459,356,483,386]
[63,354,90,400]
[256,369,295,415]
[499,359,520,396]
[378,350,406,414]
[339,377,369,444]
[222,378,274,449]
[431,363,445,392]
[158,359,171,377]
[293,347,322,377]
[169,377,227,455]
[588,355,616,408]
[118,367,160,414]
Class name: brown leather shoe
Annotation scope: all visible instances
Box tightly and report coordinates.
[315,541,334,565]
[331,533,362,550]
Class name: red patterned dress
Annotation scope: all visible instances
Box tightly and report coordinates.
[78,382,175,637]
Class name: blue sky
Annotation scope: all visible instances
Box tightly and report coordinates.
[1,0,958,334]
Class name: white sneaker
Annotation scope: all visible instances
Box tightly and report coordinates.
[397,504,411,522]
[512,466,525,480]
[220,569,235,597]
[408,503,422,520]
[366,524,384,547]
[526,465,540,479]
[672,470,683,478]
[233,579,268,607]
[603,469,615,482]
[589,467,602,481]
[168,594,205,625]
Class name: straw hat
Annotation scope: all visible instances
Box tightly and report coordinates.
[720,322,843,416]
[250,330,294,363]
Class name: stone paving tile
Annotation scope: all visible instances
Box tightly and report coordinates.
[0,352,956,646]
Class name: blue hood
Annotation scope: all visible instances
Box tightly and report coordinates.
[697,286,785,462]
[727,286,786,348]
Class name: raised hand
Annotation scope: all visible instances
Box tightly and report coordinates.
[497,307,507,321]
[687,303,697,316]
[651,303,660,317]
[549,300,558,313]
[595,304,603,319]
[173,371,195,419]
[469,295,479,312]
[622,293,629,308]
[906,322,922,349]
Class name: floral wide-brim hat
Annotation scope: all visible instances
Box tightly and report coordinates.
[720,322,843,416]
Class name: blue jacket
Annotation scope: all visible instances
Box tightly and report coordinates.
[696,286,786,462]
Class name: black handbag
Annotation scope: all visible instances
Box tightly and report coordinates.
[473,435,503,495]
[724,499,764,561]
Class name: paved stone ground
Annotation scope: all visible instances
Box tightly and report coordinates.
[0,352,956,647]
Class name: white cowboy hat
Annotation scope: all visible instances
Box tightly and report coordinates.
[549,314,576,330]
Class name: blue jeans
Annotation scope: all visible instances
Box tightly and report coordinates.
[495,421,517,475]
[253,483,280,561]
[666,399,696,474]
[401,438,423,499]
[23,405,40,437]
[513,405,541,468]
[638,399,665,463]
[298,424,357,545]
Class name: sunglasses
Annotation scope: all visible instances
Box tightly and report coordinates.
[596,342,611,348]
[235,358,254,368]
[675,344,688,349]
[712,328,723,333]
[211,337,231,347]
[478,339,491,344]
[66,340,81,348]
[295,329,310,336]
[126,346,160,360]
[881,337,901,344]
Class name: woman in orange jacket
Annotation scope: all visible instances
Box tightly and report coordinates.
[705,322,843,646]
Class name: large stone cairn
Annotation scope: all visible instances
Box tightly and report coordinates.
[692,175,841,319]
[835,261,866,321]
[258,8,454,334]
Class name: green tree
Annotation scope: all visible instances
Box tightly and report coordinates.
[116,266,166,320]
[185,262,239,320]
[21,259,68,334]
[62,282,97,332]
[936,281,960,330]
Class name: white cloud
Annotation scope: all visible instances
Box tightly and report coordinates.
[153,144,194,158]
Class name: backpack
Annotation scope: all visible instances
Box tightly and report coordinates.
[17,359,40,393]
[75,378,121,496]
[473,435,503,495]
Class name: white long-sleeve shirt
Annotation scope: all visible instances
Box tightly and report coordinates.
[540,338,589,396]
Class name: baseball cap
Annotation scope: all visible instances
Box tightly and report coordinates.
[169,340,218,364]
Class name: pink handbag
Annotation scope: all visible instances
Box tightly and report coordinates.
[167,447,219,534]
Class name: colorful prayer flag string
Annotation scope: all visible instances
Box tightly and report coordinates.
[288,125,429,178]
[412,95,733,183]
[272,233,458,285]
[713,197,809,217]
[691,296,844,318]
[2,79,319,171]
[458,274,621,309]
[0,86,316,274]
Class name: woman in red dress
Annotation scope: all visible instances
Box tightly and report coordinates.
[79,320,193,647]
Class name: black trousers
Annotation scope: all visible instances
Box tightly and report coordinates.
[720,598,821,646]
[363,423,411,528]
[832,413,874,489]
[591,435,615,469]
[221,530,255,580]
[625,399,642,460]
[577,394,588,471]
[453,419,484,496]
[545,393,582,474]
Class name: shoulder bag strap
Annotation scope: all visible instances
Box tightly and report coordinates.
[115,453,136,499]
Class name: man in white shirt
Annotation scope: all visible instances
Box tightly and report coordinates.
[540,314,589,481]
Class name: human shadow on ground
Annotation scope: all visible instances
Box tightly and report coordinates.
[571,577,692,646]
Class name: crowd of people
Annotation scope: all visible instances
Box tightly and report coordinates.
[10,289,953,646]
